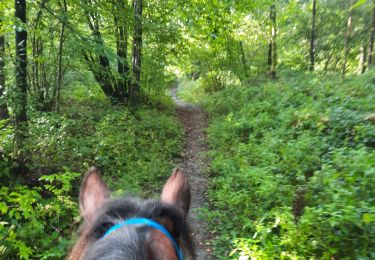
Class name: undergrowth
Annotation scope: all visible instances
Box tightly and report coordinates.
[184,69,375,259]
[0,84,183,259]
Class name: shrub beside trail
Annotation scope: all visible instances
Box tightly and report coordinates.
[184,70,375,259]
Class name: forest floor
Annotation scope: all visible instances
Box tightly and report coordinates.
[170,85,213,260]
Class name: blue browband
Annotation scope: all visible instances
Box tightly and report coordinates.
[102,218,183,260]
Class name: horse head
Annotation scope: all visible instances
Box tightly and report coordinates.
[68,167,194,260]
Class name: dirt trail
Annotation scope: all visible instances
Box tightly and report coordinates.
[170,86,213,260]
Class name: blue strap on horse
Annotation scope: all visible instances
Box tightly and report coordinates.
[102,217,184,260]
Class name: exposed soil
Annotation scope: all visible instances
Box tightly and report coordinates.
[170,86,213,260]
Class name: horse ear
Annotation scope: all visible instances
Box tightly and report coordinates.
[79,167,110,224]
[161,168,191,216]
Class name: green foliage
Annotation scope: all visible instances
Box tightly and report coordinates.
[188,70,375,259]
[2,0,375,258]
[0,87,183,258]
[0,170,80,259]
[177,78,205,104]
[94,108,183,195]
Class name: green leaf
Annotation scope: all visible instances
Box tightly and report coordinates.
[16,241,33,259]
[350,0,367,10]
[0,201,8,214]
[362,213,373,224]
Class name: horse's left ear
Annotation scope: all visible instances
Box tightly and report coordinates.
[161,168,191,216]
[79,167,110,224]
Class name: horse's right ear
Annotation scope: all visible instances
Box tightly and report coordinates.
[161,168,191,216]
[79,167,110,224]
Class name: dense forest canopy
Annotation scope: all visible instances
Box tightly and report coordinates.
[0,0,374,259]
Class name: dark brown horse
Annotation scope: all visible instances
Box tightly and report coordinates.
[68,167,194,260]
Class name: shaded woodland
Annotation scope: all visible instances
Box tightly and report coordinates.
[0,0,374,259]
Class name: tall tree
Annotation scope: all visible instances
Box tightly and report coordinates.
[83,1,114,99]
[82,0,127,103]
[239,41,249,78]
[270,4,277,79]
[310,0,317,71]
[369,0,375,66]
[28,0,70,111]
[342,0,353,75]
[129,0,143,105]
[114,1,130,100]
[30,0,49,111]
[14,0,29,174]
[0,16,9,119]
[268,42,272,69]
[54,0,67,111]
[358,44,367,73]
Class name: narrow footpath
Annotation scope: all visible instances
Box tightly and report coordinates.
[170,86,213,260]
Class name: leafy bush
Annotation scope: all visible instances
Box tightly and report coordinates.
[93,108,183,195]
[0,91,184,258]
[178,71,241,104]
[187,69,375,259]
[0,171,80,259]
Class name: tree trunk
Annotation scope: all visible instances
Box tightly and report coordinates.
[83,1,128,103]
[358,45,367,74]
[31,0,52,111]
[323,50,334,72]
[117,25,127,76]
[14,0,29,174]
[309,0,317,71]
[130,0,143,105]
[239,41,249,78]
[0,17,9,119]
[342,0,353,75]
[267,42,272,68]
[333,55,341,72]
[54,0,67,111]
[270,4,277,79]
[115,14,130,101]
[92,20,114,99]
[369,0,375,66]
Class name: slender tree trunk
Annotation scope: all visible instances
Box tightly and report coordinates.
[270,4,277,79]
[130,0,143,105]
[358,45,367,74]
[0,17,9,119]
[83,1,117,101]
[267,42,272,68]
[93,24,114,99]
[115,13,129,101]
[342,0,353,75]
[239,41,249,78]
[14,0,29,174]
[333,55,341,72]
[31,2,51,110]
[31,1,44,98]
[54,0,67,111]
[369,0,375,66]
[116,24,126,75]
[323,50,334,72]
[310,0,317,71]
